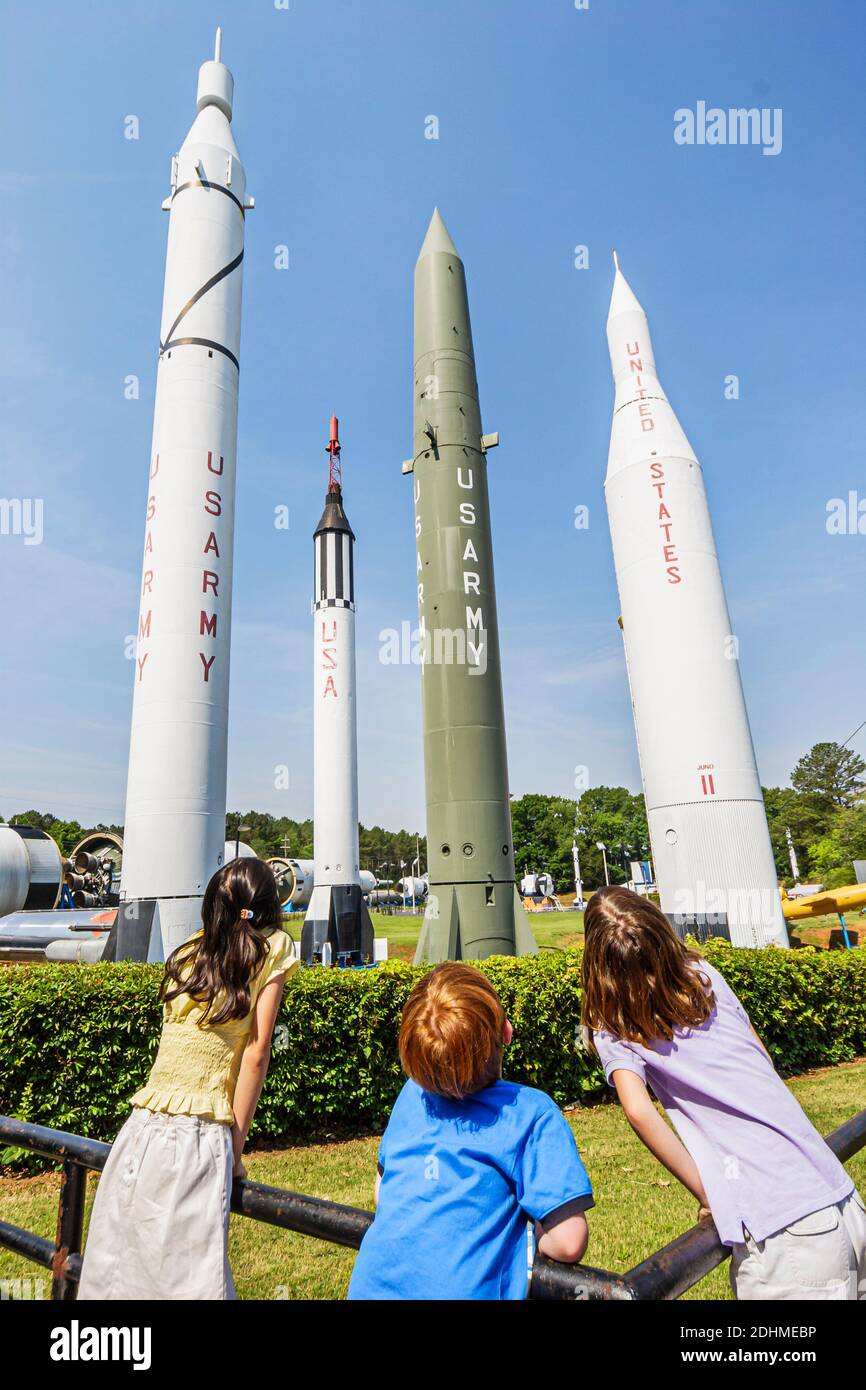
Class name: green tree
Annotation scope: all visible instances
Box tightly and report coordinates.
[806,802,866,882]
[226,812,318,861]
[574,786,650,888]
[7,809,58,833]
[46,820,86,856]
[510,793,577,889]
[6,810,86,858]
[359,825,426,881]
[762,786,827,882]
[791,742,866,812]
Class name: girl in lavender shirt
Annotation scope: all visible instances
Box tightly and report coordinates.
[582,887,866,1301]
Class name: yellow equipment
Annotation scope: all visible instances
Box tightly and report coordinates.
[781,882,866,922]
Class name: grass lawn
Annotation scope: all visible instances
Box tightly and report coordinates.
[2,1059,864,1301]
[371,908,586,960]
[370,906,865,960]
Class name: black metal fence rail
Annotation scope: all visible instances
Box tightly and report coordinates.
[1,1106,864,1301]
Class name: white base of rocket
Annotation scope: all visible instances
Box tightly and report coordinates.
[651,800,788,948]
[302,883,374,965]
[93,896,196,964]
[152,897,204,958]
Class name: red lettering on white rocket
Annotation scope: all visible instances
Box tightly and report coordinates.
[321,619,338,697]
[136,444,227,684]
[629,339,681,586]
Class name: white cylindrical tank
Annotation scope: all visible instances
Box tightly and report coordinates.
[223,840,256,863]
[604,259,787,948]
[269,860,376,909]
[0,826,32,915]
[268,857,315,908]
[398,876,427,900]
[0,825,63,915]
[120,41,251,954]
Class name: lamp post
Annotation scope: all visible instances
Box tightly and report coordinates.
[619,843,632,883]
[410,850,421,914]
[399,859,409,911]
[377,863,393,911]
[572,840,584,909]
[596,842,609,887]
[234,819,251,860]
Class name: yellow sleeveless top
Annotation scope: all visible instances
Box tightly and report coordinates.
[131,928,299,1125]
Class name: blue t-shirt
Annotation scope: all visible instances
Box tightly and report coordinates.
[347,1078,593,1300]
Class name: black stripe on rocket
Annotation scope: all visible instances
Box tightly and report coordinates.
[319,532,329,602]
[333,531,344,599]
[171,179,246,216]
[160,248,245,372]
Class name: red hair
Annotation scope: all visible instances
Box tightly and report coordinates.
[399,963,505,1099]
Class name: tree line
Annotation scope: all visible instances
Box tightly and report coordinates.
[5,741,863,892]
[509,741,866,893]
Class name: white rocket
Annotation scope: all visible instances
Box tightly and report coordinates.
[302,418,374,965]
[120,32,253,955]
[604,256,787,948]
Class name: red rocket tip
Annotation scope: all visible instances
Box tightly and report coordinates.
[326,415,342,493]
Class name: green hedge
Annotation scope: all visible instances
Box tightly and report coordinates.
[1,942,865,1167]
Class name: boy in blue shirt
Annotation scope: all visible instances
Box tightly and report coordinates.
[348,962,593,1300]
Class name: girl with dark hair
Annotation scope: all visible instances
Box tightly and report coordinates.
[582,886,865,1301]
[78,857,297,1300]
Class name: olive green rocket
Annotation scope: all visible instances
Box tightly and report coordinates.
[404,209,537,963]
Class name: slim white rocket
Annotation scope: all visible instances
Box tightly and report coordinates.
[120,34,253,955]
[302,419,374,964]
[604,256,787,948]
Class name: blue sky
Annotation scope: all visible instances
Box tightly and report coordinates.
[1,0,864,832]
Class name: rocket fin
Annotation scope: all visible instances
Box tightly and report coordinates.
[512,887,539,957]
[414,885,461,964]
[102,899,164,962]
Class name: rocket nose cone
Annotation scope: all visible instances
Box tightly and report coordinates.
[417,207,460,262]
[607,263,645,322]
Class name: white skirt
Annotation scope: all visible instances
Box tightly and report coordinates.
[77,1107,235,1301]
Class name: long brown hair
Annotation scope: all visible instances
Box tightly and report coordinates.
[399,963,505,1099]
[161,857,284,1025]
[581,886,714,1047]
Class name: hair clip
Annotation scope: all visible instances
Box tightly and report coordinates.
[239,908,255,921]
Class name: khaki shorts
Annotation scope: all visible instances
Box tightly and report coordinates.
[731,1190,866,1301]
